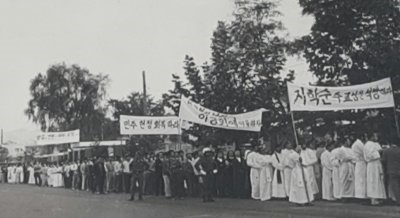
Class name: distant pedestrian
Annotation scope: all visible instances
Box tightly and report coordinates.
[382,137,400,205]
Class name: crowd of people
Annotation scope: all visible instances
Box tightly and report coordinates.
[245,131,400,206]
[0,131,399,207]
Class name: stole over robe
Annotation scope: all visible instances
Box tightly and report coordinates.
[364,141,387,199]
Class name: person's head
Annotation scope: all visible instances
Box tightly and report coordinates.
[344,136,352,148]
[368,132,379,142]
[186,153,192,160]
[169,150,176,158]
[275,146,282,153]
[191,151,198,159]
[234,150,241,158]
[216,150,224,159]
[226,150,234,160]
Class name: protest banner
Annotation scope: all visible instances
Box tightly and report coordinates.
[287,78,394,111]
[179,96,266,132]
[34,130,80,146]
[120,115,180,135]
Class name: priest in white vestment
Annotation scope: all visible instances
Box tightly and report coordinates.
[338,138,356,199]
[282,142,297,197]
[259,152,273,201]
[272,147,286,198]
[351,135,367,199]
[300,145,319,195]
[321,143,335,201]
[246,150,262,200]
[364,133,386,205]
[288,150,314,205]
[330,145,342,199]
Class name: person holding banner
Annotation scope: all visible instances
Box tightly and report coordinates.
[300,141,319,197]
[364,132,387,206]
[288,148,314,206]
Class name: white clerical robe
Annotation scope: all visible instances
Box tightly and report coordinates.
[259,155,273,201]
[330,147,342,199]
[246,152,262,200]
[300,148,319,195]
[321,150,335,201]
[351,139,367,199]
[28,166,35,184]
[364,141,387,199]
[288,152,314,204]
[338,146,356,198]
[281,149,295,197]
[271,151,286,198]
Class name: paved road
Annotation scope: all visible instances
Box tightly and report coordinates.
[0,184,399,218]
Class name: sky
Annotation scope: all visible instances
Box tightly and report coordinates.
[0,0,313,135]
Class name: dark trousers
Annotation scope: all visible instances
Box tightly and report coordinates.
[201,174,214,201]
[171,171,184,198]
[130,173,144,200]
[34,172,41,186]
[114,174,123,193]
[154,172,164,196]
[123,173,131,193]
[215,173,225,197]
[389,174,400,204]
[96,175,105,194]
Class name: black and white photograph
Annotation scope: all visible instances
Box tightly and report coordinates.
[1,0,400,217]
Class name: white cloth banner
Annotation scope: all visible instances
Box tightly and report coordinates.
[120,115,180,135]
[287,78,394,111]
[179,96,266,132]
[35,130,80,146]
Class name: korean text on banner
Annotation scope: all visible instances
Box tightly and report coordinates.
[287,78,394,111]
[179,96,266,132]
[35,130,80,146]
[120,115,180,135]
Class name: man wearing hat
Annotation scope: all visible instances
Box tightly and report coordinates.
[129,152,149,201]
[195,148,217,203]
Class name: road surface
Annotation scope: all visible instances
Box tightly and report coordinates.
[0,184,399,218]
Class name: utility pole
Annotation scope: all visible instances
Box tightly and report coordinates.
[142,71,148,116]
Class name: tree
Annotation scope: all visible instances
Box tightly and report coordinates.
[109,92,166,153]
[163,0,294,146]
[25,63,110,141]
[297,0,400,138]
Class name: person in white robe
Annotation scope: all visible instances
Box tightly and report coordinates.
[15,164,24,184]
[330,144,342,200]
[288,150,314,205]
[300,145,319,196]
[54,164,64,188]
[282,142,297,198]
[47,165,54,187]
[320,142,335,201]
[258,152,273,201]
[351,134,367,199]
[246,150,262,200]
[338,137,356,199]
[271,146,286,198]
[364,132,386,205]
[28,165,35,185]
